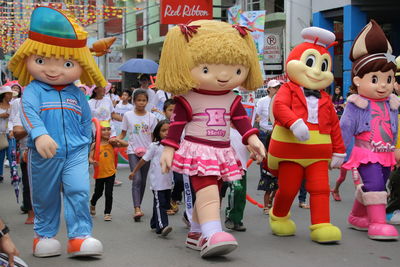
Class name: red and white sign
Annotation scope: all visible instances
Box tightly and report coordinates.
[160,0,213,24]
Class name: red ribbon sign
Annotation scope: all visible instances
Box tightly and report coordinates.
[160,0,213,25]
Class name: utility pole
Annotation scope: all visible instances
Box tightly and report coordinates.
[96,0,106,78]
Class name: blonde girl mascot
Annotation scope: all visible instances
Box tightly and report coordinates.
[156,20,265,258]
[8,7,106,258]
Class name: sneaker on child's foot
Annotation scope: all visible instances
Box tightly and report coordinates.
[185,232,202,251]
[224,218,234,230]
[90,206,96,216]
[233,223,246,232]
[0,175,3,183]
[104,214,112,221]
[114,180,123,186]
[160,226,172,237]
[387,210,400,225]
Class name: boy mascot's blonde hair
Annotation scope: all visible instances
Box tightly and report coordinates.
[8,6,106,87]
[156,20,263,95]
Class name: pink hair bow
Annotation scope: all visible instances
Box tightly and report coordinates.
[178,24,201,42]
[232,24,253,37]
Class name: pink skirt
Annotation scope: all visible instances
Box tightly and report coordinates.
[172,139,243,181]
[342,146,395,169]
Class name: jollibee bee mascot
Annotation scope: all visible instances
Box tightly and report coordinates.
[8,6,105,257]
[341,20,399,240]
[267,27,346,243]
[156,20,265,257]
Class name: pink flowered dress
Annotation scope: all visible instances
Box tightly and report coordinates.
[343,98,396,169]
[161,89,258,181]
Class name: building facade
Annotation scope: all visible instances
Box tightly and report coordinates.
[312,0,400,96]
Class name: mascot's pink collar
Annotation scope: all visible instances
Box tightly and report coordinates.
[193,88,231,95]
[359,95,388,102]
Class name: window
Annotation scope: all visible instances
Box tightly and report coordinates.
[246,0,261,11]
[136,13,143,41]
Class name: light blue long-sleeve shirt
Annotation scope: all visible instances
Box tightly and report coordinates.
[20,80,92,157]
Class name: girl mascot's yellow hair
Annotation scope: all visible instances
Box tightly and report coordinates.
[157,20,265,258]
[9,6,104,258]
[155,20,263,94]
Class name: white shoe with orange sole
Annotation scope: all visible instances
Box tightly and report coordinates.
[33,237,61,257]
[67,237,103,257]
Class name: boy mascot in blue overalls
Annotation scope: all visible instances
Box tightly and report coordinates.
[8,6,105,257]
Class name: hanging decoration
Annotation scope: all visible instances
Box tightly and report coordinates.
[0,0,141,53]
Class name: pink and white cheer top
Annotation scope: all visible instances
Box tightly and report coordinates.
[161,89,259,181]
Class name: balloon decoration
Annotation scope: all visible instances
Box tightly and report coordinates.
[245,159,265,209]
[90,37,117,57]
[92,118,101,179]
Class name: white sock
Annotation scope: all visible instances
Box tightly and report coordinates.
[201,220,222,238]
[190,221,201,233]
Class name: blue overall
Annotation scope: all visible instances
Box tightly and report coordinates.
[21,80,92,239]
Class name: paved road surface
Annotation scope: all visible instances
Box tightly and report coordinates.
[0,165,399,267]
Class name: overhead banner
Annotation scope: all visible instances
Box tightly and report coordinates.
[160,0,213,24]
[239,10,266,61]
[228,5,241,25]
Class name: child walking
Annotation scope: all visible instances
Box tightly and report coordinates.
[89,121,127,221]
[117,89,157,221]
[130,120,173,236]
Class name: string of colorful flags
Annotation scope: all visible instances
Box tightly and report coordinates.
[0,0,141,53]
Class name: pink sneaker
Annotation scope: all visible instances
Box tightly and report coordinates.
[185,232,202,251]
[199,232,238,258]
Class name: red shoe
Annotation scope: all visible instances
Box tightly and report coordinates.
[185,232,202,251]
[67,237,103,257]
[331,190,341,201]
[199,232,238,258]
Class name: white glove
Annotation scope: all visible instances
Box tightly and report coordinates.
[330,153,346,169]
[35,134,58,159]
[289,119,310,141]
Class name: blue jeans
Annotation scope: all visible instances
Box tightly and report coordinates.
[298,180,307,203]
[0,136,14,177]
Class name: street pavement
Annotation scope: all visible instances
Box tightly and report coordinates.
[0,164,399,267]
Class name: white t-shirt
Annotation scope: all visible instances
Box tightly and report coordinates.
[88,97,114,121]
[230,128,248,171]
[121,110,157,154]
[142,142,173,191]
[8,98,20,132]
[113,102,133,131]
[0,107,10,134]
[9,98,27,150]
[256,95,273,131]
[155,90,171,109]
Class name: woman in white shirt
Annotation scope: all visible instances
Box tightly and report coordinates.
[0,86,17,183]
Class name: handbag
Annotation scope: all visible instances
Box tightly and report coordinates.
[134,147,147,157]
[0,133,8,150]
